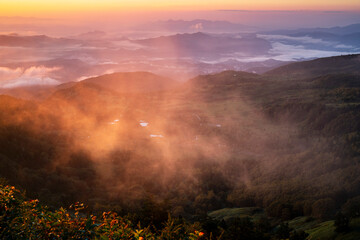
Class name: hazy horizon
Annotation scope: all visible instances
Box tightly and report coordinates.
[0,12,359,89]
[1,10,360,37]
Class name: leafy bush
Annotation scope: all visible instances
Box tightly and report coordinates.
[0,184,204,240]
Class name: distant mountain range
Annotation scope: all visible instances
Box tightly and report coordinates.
[134,32,271,57]
[134,19,256,33]
[1,54,358,100]
[0,23,359,90]
[0,34,80,47]
[264,23,360,35]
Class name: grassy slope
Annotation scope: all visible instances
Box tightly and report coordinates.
[208,209,360,240]
[208,207,264,222]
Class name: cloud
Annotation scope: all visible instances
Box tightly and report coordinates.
[76,69,115,82]
[0,66,61,88]
[112,40,146,50]
[269,42,352,61]
[76,75,98,82]
[0,67,23,81]
[190,23,203,31]
[258,34,331,45]
[334,44,354,49]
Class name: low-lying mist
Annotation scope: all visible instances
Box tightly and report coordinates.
[1,53,360,228]
[1,68,346,220]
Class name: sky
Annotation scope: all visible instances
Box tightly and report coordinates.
[0,1,360,36]
[1,0,360,17]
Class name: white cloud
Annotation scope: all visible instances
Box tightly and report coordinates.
[76,69,115,82]
[258,34,333,45]
[269,42,353,61]
[0,66,60,88]
[76,75,98,82]
[190,23,204,31]
[334,44,354,49]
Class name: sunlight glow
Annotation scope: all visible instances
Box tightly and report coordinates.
[0,0,359,17]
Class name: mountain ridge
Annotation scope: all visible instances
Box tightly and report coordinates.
[80,71,179,93]
[264,54,360,78]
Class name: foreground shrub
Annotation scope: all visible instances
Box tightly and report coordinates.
[0,184,203,239]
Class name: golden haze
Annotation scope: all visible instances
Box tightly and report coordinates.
[0,0,359,17]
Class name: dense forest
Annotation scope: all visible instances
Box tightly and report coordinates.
[0,54,360,239]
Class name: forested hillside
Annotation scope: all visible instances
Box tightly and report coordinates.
[0,54,360,239]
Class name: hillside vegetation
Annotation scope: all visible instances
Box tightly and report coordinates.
[0,54,360,239]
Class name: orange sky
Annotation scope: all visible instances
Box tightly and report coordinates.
[1,0,360,17]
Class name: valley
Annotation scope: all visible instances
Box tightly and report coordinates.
[1,54,360,239]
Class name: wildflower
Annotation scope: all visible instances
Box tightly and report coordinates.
[195,231,204,236]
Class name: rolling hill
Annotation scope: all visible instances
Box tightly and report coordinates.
[265,54,360,78]
[0,54,360,239]
[80,71,178,93]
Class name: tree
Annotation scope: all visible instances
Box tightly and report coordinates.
[334,211,349,232]
[275,223,291,239]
